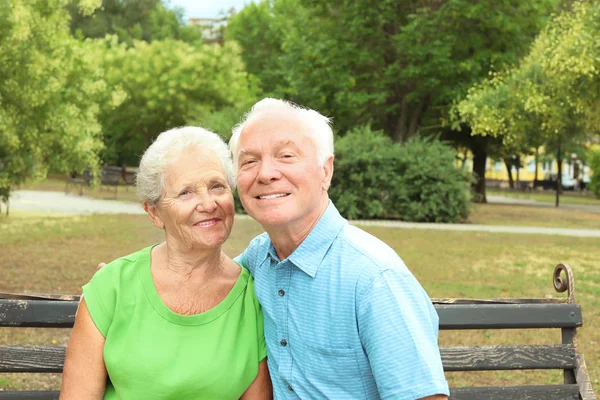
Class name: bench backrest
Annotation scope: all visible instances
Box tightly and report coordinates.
[100,166,123,186]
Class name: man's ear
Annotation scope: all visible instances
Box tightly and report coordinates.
[322,155,334,191]
[144,201,164,229]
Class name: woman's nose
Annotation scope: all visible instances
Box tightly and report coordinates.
[195,192,217,213]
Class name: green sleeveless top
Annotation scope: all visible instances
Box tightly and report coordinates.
[82,245,267,399]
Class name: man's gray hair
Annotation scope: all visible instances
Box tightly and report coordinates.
[229,98,334,168]
[136,126,235,205]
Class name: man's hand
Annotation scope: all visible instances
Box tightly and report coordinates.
[96,263,106,271]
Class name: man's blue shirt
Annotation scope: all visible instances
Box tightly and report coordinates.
[238,202,449,399]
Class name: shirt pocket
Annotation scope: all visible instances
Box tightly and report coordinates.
[294,338,369,397]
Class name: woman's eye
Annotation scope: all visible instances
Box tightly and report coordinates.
[212,183,226,190]
[178,190,190,197]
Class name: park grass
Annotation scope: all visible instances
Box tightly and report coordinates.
[1,212,599,394]
[488,188,600,206]
[468,203,600,229]
[18,176,140,203]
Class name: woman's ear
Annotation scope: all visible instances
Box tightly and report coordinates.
[144,201,164,229]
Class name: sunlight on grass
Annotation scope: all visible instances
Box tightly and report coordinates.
[488,188,600,206]
[468,203,600,229]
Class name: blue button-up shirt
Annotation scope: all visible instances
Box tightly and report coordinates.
[238,202,449,399]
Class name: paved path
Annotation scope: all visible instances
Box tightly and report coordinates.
[7,190,600,237]
[9,190,145,215]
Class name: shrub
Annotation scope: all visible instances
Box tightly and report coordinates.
[588,149,600,198]
[330,126,473,222]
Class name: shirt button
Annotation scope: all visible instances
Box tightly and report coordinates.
[278,289,285,296]
[287,384,294,392]
[280,339,287,347]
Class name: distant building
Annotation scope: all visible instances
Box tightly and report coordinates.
[460,143,597,191]
[189,8,236,44]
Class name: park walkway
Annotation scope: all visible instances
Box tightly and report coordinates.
[7,190,600,238]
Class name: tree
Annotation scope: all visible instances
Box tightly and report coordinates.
[96,38,258,165]
[227,0,558,139]
[454,1,600,205]
[68,0,202,45]
[589,148,600,198]
[0,0,112,208]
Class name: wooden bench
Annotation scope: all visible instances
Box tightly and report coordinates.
[0,264,596,399]
[65,166,123,198]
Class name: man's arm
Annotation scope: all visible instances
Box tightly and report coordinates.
[357,269,449,400]
[60,298,107,399]
[240,359,272,400]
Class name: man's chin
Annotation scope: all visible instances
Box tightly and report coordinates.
[248,209,292,227]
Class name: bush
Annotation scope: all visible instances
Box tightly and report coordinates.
[330,126,473,222]
[588,149,600,198]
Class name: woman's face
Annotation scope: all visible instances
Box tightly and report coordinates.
[147,151,235,251]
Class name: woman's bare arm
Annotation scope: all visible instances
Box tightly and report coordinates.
[59,298,107,399]
[240,359,272,400]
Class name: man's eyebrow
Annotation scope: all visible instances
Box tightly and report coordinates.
[238,149,254,157]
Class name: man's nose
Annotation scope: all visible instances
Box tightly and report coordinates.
[257,158,281,183]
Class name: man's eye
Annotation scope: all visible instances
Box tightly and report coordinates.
[242,160,256,166]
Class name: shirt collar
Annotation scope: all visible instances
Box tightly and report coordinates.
[286,201,346,278]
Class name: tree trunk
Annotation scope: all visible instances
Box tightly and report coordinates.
[391,97,408,142]
[556,141,562,208]
[472,147,488,203]
[407,94,429,139]
[504,158,514,189]
[534,147,539,184]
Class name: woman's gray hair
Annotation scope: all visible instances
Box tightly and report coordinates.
[229,98,334,169]
[136,126,235,205]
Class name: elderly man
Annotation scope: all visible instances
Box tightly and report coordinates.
[229,98,449,399]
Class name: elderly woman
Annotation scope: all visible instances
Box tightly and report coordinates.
[60,127,271,399]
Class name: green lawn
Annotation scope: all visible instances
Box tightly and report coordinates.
[19,176,140,203]
[488,188,600,206]
[1,212,598,393]
[468,203,600,229]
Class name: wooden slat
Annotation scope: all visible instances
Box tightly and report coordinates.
[434,298,569,304]
[450,384,580,400]
[0,344,578,373]
[0,293,79,301]
[441,344,576,371]
[0,300,77,327]
[576,354,597,400]
[1,300,583,329]
[0,346,65,372]
[0,392,59,399]
[436,303,583,329]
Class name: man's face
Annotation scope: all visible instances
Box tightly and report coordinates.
[235,112,333,230]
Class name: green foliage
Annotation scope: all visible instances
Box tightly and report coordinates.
[588,149,600,198]
[455,1,600,148]
[0,0,107,200]
[227,0,558,141]
[95,37,257,165]
[330,126,472,222]
[68,0,202,45]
